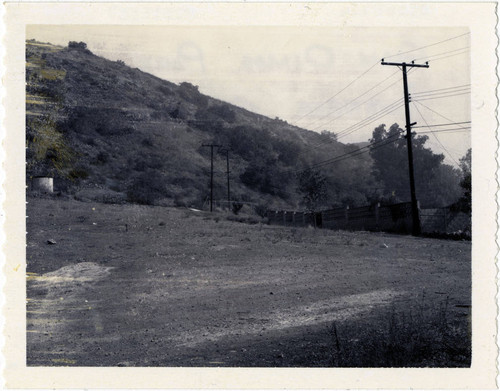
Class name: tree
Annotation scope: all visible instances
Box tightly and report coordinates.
[297,169,327,211]
[456,148,471,213]
[369,123,461,208]
[320,130,337,142]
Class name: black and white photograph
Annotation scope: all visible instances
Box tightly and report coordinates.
[2,2,498,389]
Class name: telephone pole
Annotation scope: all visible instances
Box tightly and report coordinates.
[381,59,429,236]
[202,143,221,212]
[220,148,231,209]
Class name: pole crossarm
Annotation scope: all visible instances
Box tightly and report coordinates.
[381,60,429,68]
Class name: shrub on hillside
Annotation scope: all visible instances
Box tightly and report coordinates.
[131,154,164,172]
[63,107,136,136]
[207,104,236,123]
[126,170,167,205]
[178,82,208,108]
[95,151,109,165]
[68,41,92,54]
[68,166,90,181]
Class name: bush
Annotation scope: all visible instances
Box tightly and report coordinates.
[208,104,236,123]
[232,202,244,215]
[68,167,90,181]
[126,170,167,205]
[178,82,208,107]
[95,151,109,165]
[254,204,268,218]
[141,137,154,147]
[68,41,91,54]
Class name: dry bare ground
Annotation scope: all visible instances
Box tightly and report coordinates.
[26,197,471,367]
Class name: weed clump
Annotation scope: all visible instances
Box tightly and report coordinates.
[328,296,471,367]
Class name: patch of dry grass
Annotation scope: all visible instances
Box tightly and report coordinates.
[328,293,471,367]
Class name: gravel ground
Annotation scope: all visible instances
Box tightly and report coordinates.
[26,197,471,366]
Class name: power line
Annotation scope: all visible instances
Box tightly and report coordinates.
[413,121,471,128]
[411,90,470,100]
[413,100,471,130]
[288,133,402,174]
[383,32,470,60]
[417,127,471,134]
[314,135,402,169]
[412,102,460,167]
[294,60,380,124]
[426,50,470,63]
[412,46,470,61]
[322,67,416,139]
[310,75,403,133]
[336,100,404,140]
[411,86,470,98]
[412,91,470,102]
[303,69,401,129]
[302,97,403,151]
[411,83,471,95]
[411,89,470,99]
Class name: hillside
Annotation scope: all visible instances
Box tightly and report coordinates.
[26,39,459,211]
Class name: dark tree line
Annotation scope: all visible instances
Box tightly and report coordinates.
[294,123,469,212]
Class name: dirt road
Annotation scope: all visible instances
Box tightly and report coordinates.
[26,197,471,366]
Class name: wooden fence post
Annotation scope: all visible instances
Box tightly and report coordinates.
[283,211,287,225]
[375,203,380,230]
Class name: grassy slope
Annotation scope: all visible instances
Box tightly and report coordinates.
[26,40,375,210]
[27,197,471,367]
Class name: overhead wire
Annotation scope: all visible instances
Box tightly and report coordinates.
[294,60,380,124]
[411,87,470,98]
[310,75,403,132]
[411,102,460,167]
[287,132,403,175]
[312,67,416,141]
[411,91,471,102]
[302,69,401,130]
[301,96,403,151]
[412,121,471,128]
[412,46,470,62]
[335,100,405,139]
[416,127,471,134]
[413,100,471,130]
[425,50,470,63]
[411,89,470,99]
[411,83,471,95]
[383,32,470,60]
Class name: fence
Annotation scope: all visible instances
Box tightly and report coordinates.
[420,207,471,235]
[267,202,471,236]
[267,202,413,234]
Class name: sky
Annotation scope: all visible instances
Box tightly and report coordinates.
[27,25,471,167]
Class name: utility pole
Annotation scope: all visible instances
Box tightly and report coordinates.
[381,59,429,236]
[202,143,221,212]
[221,148,231,209]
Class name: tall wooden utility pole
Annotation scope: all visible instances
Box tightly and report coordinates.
[202,143,221,212]
[381,59,429,236]
[221,148,231,209]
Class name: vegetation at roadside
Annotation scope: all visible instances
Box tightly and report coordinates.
[327,294,471,367]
